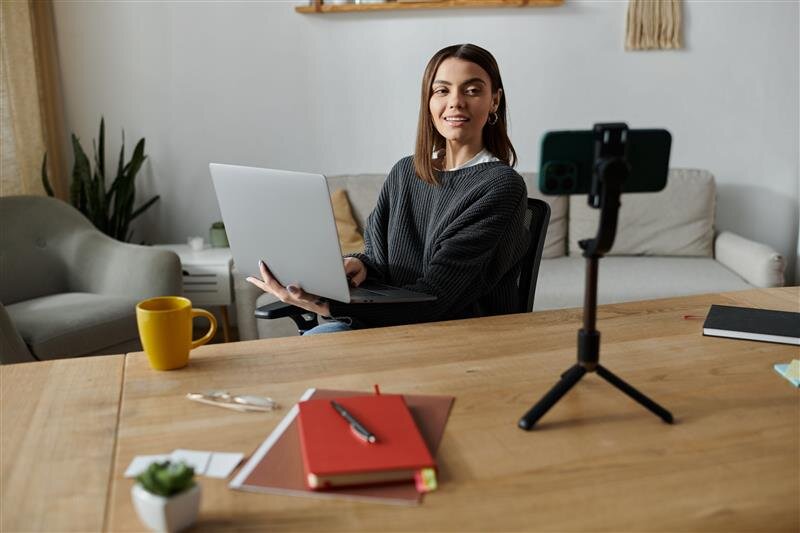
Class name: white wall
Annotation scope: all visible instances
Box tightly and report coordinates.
[53,0,799,281]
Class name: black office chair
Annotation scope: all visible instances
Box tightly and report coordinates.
[255,198,551,334]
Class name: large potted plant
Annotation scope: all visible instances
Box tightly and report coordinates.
[132,461,201,533]
[41,117,159,242]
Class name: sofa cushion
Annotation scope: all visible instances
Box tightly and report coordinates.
[327,174,385,230]
[327,171,568,260]
[569,169,716,257]
[6,292,141,359]
[331,189,364,254]
[534,256,752,311]
[521,172,567,259]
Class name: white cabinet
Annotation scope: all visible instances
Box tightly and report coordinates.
[154,245,234,341]
[180,261,232,307]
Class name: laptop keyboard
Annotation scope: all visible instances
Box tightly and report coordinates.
[353,281,403,297]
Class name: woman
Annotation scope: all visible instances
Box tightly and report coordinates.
[247,44,529,335]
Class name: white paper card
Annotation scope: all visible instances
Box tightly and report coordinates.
[170,449,211,475]
[205,452,245,479]
[124,454,171,478]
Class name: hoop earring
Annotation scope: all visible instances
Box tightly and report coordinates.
[488,112,499,126]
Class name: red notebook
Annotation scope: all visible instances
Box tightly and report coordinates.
[229,388,454,506]
[297,394,437,491]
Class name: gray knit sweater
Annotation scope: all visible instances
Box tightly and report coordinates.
[328,156,529,328]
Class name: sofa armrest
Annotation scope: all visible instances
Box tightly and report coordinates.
[0,302,35,364]
[233,267,262,341]
[715,231,785,288]
[66,231,182,298]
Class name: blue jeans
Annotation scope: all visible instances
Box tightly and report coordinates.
[302,321,354,336]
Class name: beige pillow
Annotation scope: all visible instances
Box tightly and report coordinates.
[568,169,716,257]
[330,189,365,254]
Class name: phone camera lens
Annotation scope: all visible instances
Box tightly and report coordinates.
[545,177,557,191]
[563,178,574,190]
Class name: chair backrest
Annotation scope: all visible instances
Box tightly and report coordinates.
[517,198,551,313]
[0,196,95,304]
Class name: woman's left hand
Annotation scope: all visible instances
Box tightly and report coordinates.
[246,260,331,316]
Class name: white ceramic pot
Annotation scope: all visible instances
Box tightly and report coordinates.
[131,483,201,532]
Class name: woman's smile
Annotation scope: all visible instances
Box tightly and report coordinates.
[443,115,470,127]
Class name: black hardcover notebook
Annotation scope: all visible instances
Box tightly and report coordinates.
[703,305,800,346]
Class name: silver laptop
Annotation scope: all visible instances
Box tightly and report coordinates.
[209,163,436,304]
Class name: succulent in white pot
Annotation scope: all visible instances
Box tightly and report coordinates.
[132,461,201,533]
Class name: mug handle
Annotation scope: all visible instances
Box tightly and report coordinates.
[191,308,218,349]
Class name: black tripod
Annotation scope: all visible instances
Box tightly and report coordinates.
[518,123,673,431]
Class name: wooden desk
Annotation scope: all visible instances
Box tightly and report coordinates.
[102,287,798,531]
[1,354,124,532]
[3,288,798,531]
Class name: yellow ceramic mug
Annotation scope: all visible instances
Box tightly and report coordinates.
[136,296,217,370]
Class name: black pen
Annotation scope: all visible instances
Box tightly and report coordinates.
[330,401,377,443]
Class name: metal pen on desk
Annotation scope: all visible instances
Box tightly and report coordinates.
[330,401,377,443]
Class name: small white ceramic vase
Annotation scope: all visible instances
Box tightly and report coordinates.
[131,483,201,533]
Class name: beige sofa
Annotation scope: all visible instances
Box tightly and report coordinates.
[235,169,785,341]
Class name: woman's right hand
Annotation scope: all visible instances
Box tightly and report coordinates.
[246,260,330,317]
[344,257,367,287]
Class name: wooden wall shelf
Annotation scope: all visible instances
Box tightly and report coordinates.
[296,0,563,14]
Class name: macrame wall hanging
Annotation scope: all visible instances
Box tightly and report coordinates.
[626,0,683,51]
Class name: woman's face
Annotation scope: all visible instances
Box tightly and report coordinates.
[429,57,501,149]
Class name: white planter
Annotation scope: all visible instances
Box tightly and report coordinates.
[131,483,201,533]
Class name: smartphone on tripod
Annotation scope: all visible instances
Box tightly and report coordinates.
[518,124,675,431]
[539,128,672,195]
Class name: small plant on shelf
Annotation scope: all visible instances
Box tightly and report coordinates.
[209,220,229,247]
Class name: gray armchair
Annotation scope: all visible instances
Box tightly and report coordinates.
[0,196,181,363]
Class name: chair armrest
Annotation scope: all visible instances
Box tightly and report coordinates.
[715,231,785,288]
[0,302,35,364]
[255,301,318,334]
[232,268,308,340]
[66,231,182,298]
[255,301,306,319]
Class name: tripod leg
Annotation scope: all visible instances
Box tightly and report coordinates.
[596,365,673,424]
[518,364,586,430]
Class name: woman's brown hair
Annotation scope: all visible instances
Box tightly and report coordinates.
[413,44,517,185]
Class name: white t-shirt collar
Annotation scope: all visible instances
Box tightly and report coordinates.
[432,148,500,171]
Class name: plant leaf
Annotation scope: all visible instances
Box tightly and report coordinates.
[106,139,125,218]
[111,129,125,193]
[113,167,134,239]
[126,138,147,180]
[70,134,91,214]
[93,169,107,232]
[97,117,105,182]
[118,185,136,240]
[92,119,107,231]
[115,138,146,240]
[87,156,103,227]
[41,153,54,197]
[130,194,160,221]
